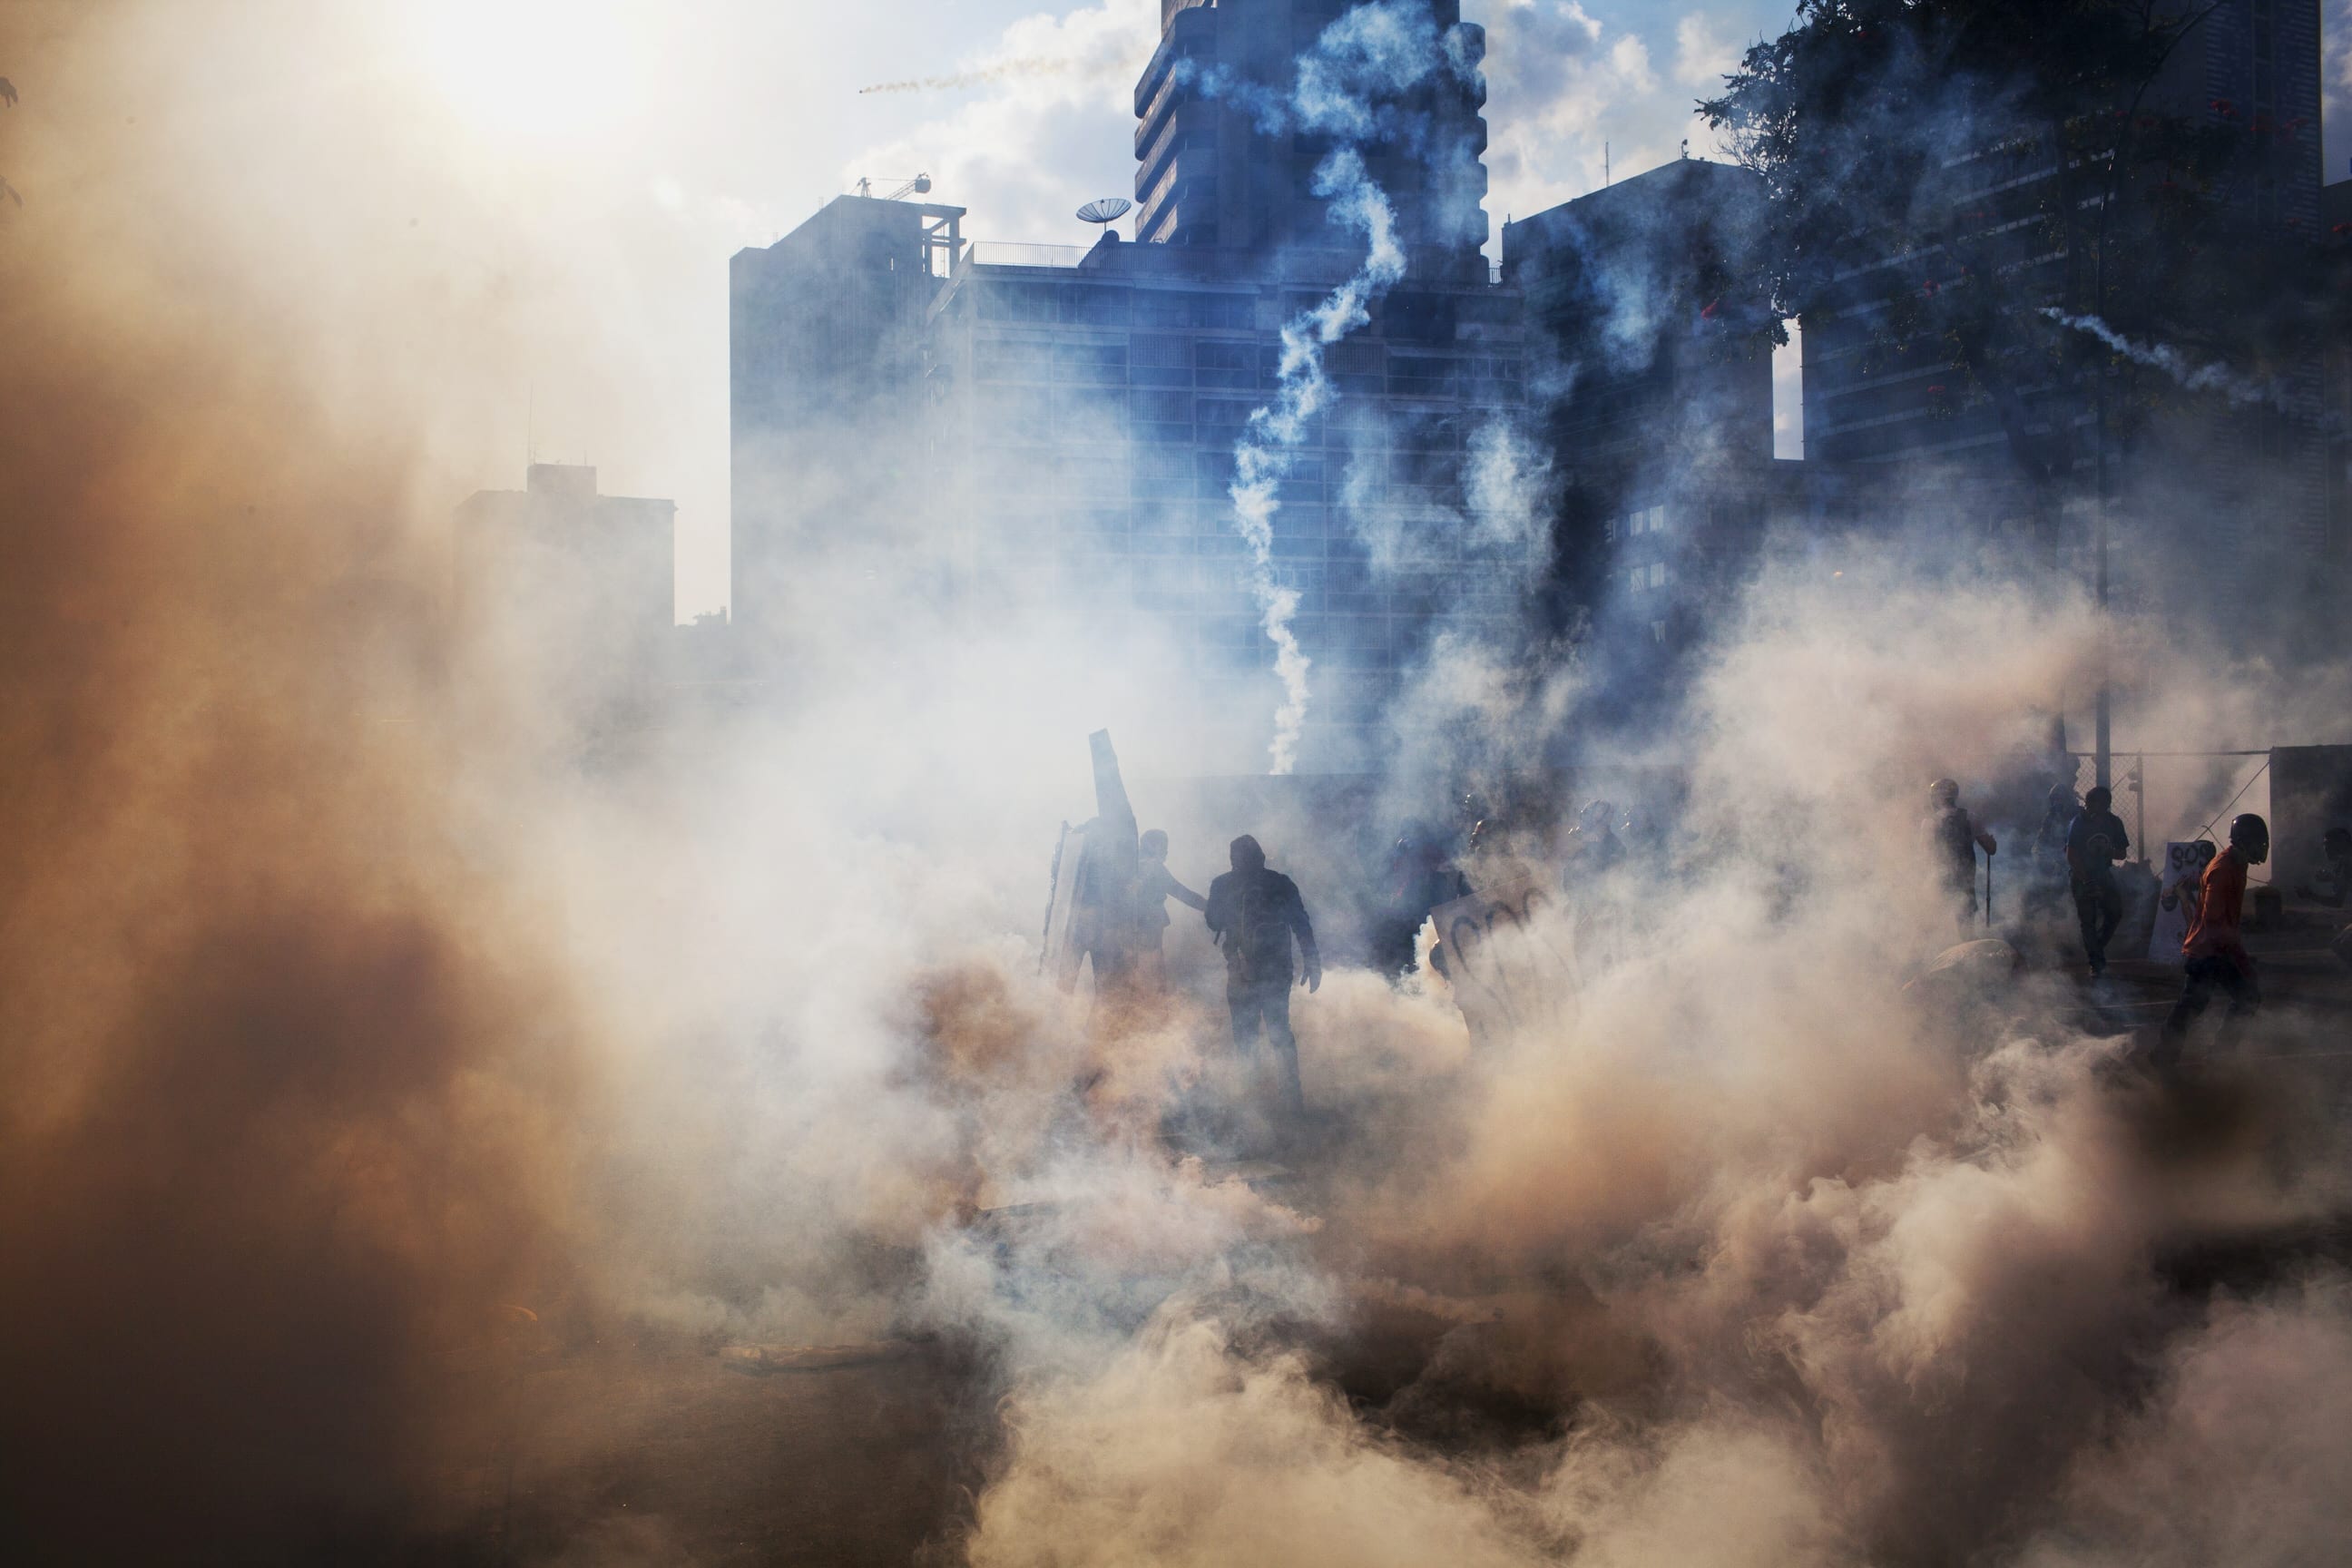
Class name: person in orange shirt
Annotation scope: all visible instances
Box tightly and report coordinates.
[2155,813,2268,1068]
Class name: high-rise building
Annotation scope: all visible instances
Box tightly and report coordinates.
[1504,160,1790,670]
[1798,0,2331,620]
[730,0,1527,769]
[1132,0,1488,264]
[730,195,965,632]
[920,234,1527,769]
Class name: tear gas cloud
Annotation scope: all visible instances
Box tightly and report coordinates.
[5,4,2352,1566]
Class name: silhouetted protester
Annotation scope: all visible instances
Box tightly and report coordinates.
[1925,778,1997,932]
[2032,780,2082,919]
[1205,834,1321,1115]
[1132,828,1206,985]
[2156,813,2269,1069]
[1372,830,1470,977]
[2298,827,2352,908]
[2065,785,2132,976]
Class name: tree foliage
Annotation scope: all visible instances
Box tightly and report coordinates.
[1699,0,2316,498]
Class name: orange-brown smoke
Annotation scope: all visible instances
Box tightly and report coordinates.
[0,15,585,1559]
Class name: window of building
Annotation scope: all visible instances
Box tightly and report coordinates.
[1058,285,1131,327]
[1650,562,1668,588]
[1130,389,1192,425]
[1388,356,1459,397]
[1382,291,1457,344]
[978,282,1056,323]
[1053,386,1123,429]
[1651,620,1667,644]
[1134,291,1191,328]
[975,337,1054,383]
[1131,334,1189,368]
[1197,340,1256,389]
[1191,293,1254,329]
[1054,341,1128,384]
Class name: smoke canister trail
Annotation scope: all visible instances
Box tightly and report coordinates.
[1229,148,1405,774]
[857,57,1086,95]
[2040,308,2273,407]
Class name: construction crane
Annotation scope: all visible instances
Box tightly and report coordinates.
[855,173,932,201]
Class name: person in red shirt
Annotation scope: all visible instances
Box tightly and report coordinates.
[2155,813,2269,1067]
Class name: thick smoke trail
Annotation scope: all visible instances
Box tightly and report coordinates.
[1198,0,1484,768]
[2041,308,2276,407]
[1231,148,1406,773]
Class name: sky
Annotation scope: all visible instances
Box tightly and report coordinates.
[29,0,2341,621]
[381,0,1814,622]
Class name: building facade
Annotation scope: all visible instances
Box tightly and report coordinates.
[1134,0,1488,263]
[730,0,1528,769]
[455,463,676,733]
[1503,159,1788,678]
[921,236,1527,768]
[730,195,965,632]
[1796,0,2332,622]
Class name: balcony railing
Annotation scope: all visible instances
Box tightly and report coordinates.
[968,241,1090,270]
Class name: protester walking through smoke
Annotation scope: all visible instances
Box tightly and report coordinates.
[1131,828,1206,989]
[2156,812,2269,1068]
[2067,784,2132,977]
[1925,778,1998,934]
[1203,834,1320,1117]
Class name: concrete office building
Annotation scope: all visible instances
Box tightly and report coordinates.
[1798,0,2332,620]
[1503,159,1793,668]
[1133,0,1489,263]
[921,238,1528,768]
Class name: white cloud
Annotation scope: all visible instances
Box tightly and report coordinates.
[1673,11,1740,91]
[1474,1,1680,230]
[846,0,1157,245]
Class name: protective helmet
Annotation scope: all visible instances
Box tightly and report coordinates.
[2229,814,2269,865]
[2085,785,2112,810]
[1929,778,1959,806]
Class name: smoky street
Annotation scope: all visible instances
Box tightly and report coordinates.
[5,2,2352,1566]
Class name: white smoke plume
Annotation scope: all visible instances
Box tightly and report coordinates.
[1231,148,1406,773]
[2041,308,2278,407]
[1188,0,1487,768]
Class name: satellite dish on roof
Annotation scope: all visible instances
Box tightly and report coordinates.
[1076,198,1132,228]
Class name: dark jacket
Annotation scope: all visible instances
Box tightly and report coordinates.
[1204,867,1318,989]
[2066,808,2130,885]
[1926,805,1979,890]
